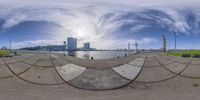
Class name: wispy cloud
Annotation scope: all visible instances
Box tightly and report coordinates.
[0,0,200,49]
[12,40,63,49]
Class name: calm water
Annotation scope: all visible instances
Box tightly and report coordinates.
[64,51,136,59]
[18,50,136,60]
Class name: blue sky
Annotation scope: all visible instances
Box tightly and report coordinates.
[0,0,200,49]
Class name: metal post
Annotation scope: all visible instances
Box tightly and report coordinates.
[173,31,177,52]
[175,32,176,52]
[162,34,167,53]
[135,42,138,54]
[9,36,11,52]
[128,42,130,56]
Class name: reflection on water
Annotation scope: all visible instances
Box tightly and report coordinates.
[66,51,135,59]
[18,50,136,60]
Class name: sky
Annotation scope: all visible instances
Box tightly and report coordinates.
[0,0,200,49]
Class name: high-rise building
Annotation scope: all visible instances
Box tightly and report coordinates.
[83,42,90,49]
[67,37,77,51]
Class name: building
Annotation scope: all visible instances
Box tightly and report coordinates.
[67,37,77,51]
[42,45,66,51]
[83,42,90,49]
[20,45,66,51]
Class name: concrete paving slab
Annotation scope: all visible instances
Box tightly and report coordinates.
[112,64,141,80]
[3,58,18,64]
[167,57,182,62]
[140,54,147,58]
[36,60,53,67]
[191,59,200,65]
[19,66,63,84]
[68,69,130,90]
[181,65,200,78]
[13,56,30,61]
[128,58,145,67]
[143,60,160,67]
[164,62,187,73]
[23,58,39,65]
[178,58,192,64]
[56,64,86,81]
[0,65,13,77]
[155,56,174,65]
[136,66,174,82]
[37,55,51,60]
[0,59,4,64]
[8,62,32,74]
[52,57,69,66]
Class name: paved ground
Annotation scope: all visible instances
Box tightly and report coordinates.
[0,53,200,100]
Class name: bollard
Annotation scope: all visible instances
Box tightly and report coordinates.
[125,54,127,57]
[91,57,94,60]
[14,52,17,55]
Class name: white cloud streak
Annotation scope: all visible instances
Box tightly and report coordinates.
[0,0,200,49]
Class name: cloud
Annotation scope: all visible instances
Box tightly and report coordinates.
[130,25,149,32]
[12,37,157,49]
[1,0,200,49]
[12,40,63,49]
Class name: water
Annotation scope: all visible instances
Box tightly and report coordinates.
[65,51,136,59]
[18,50,136,60]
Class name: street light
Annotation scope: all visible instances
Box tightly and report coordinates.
[173,31,177,52]
[135,42,138,53]
[9,36,12,53]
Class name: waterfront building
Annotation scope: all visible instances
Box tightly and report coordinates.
[67,37,77,51]
[83,42,90,49]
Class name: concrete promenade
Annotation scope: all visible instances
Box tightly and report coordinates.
[0,53,200,100]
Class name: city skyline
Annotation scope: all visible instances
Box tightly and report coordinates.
[0,0,200,49]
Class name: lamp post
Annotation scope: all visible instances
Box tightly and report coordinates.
[135,42,138,54]
[173,31,177,52]
[9,36,12,53]
[63,41,67,56]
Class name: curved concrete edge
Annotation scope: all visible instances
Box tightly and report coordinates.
[67,69,130,90]
[112,64,142,80]
[8,62,32,74]
[181,64,200,78]
[18,66,63,84]
[56,64,86,81]
[0,64,13,78]
[136,66,175,83]
[128,58,145,67]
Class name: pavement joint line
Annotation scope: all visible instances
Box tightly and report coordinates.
[2,56,64,86]
[2,53,199,90]
[51,54,147,91]
[135,54,193,83]
[0,58,14,78]
[13,56,56,68]
[0,58,35,79]
[0,57,31,65]
[163,58,200,79]
[157,56,198,79]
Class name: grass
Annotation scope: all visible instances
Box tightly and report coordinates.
[168,50,200,57]
[0,50,10,56]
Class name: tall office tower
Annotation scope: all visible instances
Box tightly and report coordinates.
[84,42,90,49]
[67,37,77,51]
